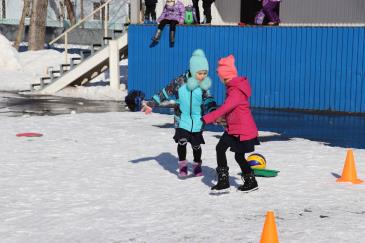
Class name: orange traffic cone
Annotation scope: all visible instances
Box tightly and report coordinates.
[336,149,363,184]
[260,211,279,243]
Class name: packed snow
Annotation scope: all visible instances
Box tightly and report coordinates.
[0,111,364,242]
[0,34,127,100]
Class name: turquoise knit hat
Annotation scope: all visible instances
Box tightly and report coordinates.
[187,49,211,91]
[189,49,209,77]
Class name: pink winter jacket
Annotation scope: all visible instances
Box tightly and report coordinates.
[202,76,258,141]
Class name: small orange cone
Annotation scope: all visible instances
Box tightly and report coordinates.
[336,149,363,184]
[260,211,279,243]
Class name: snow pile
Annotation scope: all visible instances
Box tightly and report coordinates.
[0,34,21,70]
[20,49,80,77]
[0,34,128,100]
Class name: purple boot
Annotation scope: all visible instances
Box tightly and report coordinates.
[193,162,203,176]
[178,160,188,177]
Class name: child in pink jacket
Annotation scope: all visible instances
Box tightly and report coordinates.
[202,54,260,193]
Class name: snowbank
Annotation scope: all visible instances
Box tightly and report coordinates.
[0,34,128,100]
[0,34,21,70]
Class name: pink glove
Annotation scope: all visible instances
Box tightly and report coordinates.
[144,105,152,114]
[141,102,153,114]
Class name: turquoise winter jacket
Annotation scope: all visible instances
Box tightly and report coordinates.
[148,71,217,132]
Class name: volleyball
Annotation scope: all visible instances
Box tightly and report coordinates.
[247,153,267,169]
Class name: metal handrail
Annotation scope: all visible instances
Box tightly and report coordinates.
[49,0,114,63]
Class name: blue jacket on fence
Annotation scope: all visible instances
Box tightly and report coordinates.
[148,49,217,132]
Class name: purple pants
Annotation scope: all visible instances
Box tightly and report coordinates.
[263,1,280,23]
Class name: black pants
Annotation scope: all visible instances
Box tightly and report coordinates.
[158,19,179,31]
[145,3,156,21]
[192,0,214,23]
[216,136,253,174]
[177,144,202,163]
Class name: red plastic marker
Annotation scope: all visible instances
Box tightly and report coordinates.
[16,132,43,137]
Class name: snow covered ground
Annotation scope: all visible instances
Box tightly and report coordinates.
[0,111,364,242]
[0,34,127,100]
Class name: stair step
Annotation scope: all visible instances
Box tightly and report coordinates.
[60,64,71,75]
[80,50,91,60]
[113,29,124,39]
[31,76,52,90]
[93,44,102,50]
[71,57,81,67]
[103,36,113,45]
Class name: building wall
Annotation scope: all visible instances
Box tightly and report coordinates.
[128,25,365,113]
[153,0,365,25]
[281,0,365,24]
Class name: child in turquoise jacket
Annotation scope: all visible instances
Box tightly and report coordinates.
[142,49,217,177]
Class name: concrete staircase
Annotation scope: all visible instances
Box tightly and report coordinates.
[31,31,127,95]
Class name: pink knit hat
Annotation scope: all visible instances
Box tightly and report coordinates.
[216,55,238,81]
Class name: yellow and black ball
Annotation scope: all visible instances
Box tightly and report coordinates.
[247,153,266,169]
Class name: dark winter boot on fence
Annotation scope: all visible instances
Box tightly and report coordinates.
[178,160,188,178]
[237,172,258,193]
[193,161,203,176]
[211,166,230,191]
[150,29,162,48]
[169,30,175,48]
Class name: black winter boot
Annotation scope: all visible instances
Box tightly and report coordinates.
[169,30,175,48]
[237,172,258,192]
[150,29,162,47]
[211,166,230,191]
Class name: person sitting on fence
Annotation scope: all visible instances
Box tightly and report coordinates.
[255,0,280,25]
[192,0,215,24]
[144,0,158,24]
[150,0,185,48]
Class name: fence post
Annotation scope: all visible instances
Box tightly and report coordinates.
[109,40,120,90]
[130,0,140,24]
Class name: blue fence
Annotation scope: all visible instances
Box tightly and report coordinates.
[128,25,365,113]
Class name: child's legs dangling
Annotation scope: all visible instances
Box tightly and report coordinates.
[150,19,169,46]
[158,19,170,30]
[168,20,179,47]
[234,153,253,174]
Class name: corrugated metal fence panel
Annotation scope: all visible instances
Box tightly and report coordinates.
[281,0,365,24]
[128,25,365,113]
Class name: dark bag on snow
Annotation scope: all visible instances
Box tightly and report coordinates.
[125,90,145,112]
